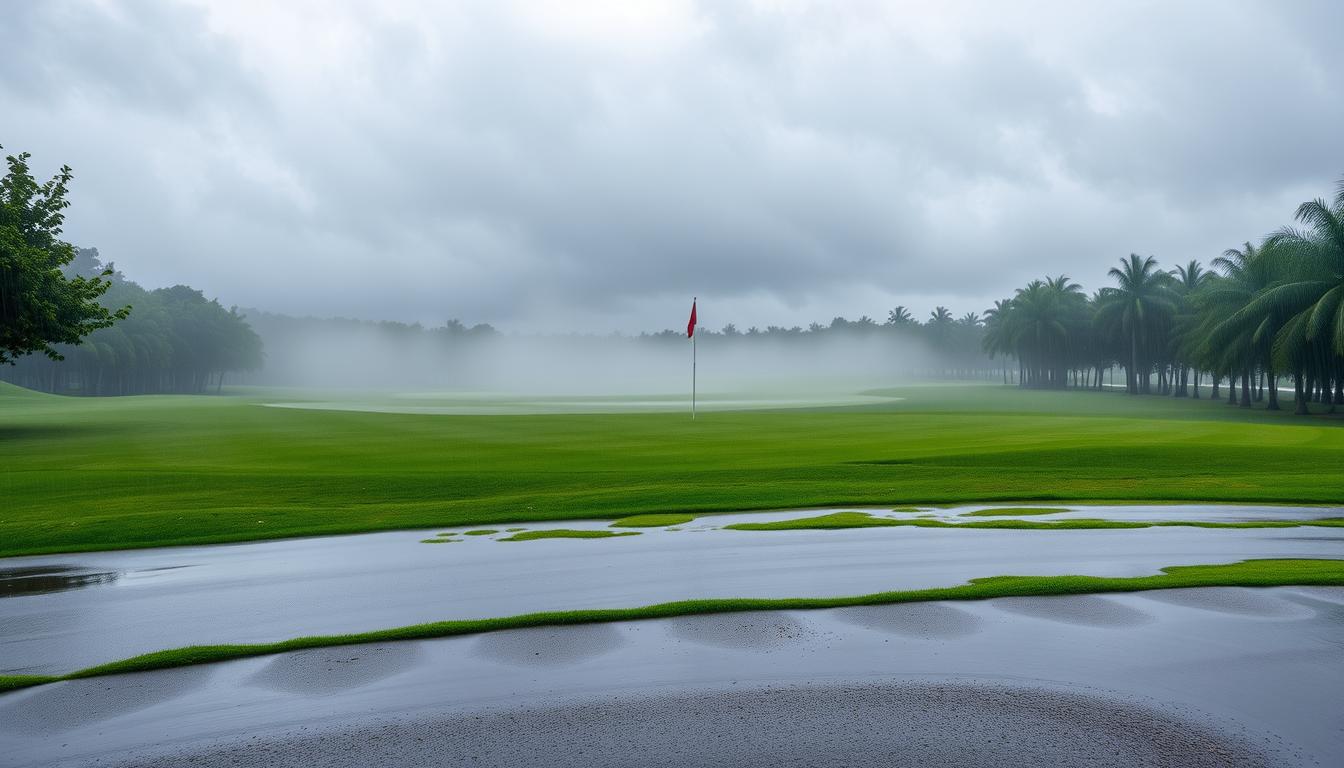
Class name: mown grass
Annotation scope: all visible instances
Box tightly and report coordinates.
[611,513,698,527]
[724,511,1344,531]
[3,382,1344,557]
[1,558,1340,695]
[499,529,642,541]
[962,507,1063,517]
[463,529,498,536]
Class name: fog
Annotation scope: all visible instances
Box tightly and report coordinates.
[238,316,983,396]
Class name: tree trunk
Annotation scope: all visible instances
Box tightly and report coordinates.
[1129,333,1139,394]
[1265,369,1279,410]
[1240,370,1252,407]
[1294,372,1310,415]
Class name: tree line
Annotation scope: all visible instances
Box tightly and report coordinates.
[981,177,1344,413]
[1,248,263,395]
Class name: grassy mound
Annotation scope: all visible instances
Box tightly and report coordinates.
[500,529,642,541]
[610,513,698,527]
[725,511,1344,531]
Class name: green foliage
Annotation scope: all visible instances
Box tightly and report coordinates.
[983,176,1344,407]
[610,513,698,527]
[2,558,1340,694]
[0,148,128,364]
[500,529,642,541]
[0,248,263,394]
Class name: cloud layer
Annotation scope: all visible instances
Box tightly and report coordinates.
[5,0,1342,332]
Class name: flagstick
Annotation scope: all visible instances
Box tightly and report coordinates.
[692,326,697,420]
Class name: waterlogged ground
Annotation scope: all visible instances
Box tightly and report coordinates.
[1,587,1340,767]
[1,504,1341,673]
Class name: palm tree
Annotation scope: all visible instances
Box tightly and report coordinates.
[982,299,1015,384]
[1169,260,1208,397]
[1237,176,1344,412]
[886,306,915,326]
[1207,241,1290,410]
[1095,255,1177,394]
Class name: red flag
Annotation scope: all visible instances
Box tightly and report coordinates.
[687,299,697,338]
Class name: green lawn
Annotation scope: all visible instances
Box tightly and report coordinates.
[722,511,1344,531]
[2,381,1343,557]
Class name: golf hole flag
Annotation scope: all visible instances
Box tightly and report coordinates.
[689,298,697,418]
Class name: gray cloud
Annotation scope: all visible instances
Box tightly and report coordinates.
[4,0,1342,332]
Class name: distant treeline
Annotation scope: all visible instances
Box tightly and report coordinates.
[981,177,1344,412]
[0,249,263,395]
[643,310,995,380]
[220,306,1004,391]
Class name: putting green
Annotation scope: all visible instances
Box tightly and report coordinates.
[2,382,1343,557]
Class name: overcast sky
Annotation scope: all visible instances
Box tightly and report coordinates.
[5,0,1343,333]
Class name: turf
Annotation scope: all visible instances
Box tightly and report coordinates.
[961,507,1063,517]
[3,382,1344,557]
[1,558,1340,695]
[463,529,498,536]
[723,511,1344,531]
[499,529,642,541]
[611,513,698,527]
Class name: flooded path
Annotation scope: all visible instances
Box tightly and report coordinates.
[1,505,1340,673]
[1,587,1340,767]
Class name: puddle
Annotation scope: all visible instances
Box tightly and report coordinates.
[0,566,119,598]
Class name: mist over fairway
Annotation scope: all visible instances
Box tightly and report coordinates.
[234,310,969,395]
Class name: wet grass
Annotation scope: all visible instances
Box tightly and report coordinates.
[611,513,698,527]
[463,529,498,536]
[420,538,461,543]
[499,529,642,541]
[724,511,1344,532]
[4,382,1344,557]
[961,507,1063,517]
[1,558,1340,695]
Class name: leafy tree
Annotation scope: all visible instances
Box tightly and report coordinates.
[0,148,127,364]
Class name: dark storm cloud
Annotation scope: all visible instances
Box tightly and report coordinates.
[4,0,1342,332]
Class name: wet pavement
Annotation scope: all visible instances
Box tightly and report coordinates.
[1,587,1339,767]
[2,505,1341,673]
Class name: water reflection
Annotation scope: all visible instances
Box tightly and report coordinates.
[0,566,119,597]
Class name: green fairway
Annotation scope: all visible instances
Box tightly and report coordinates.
[3,381,1344,557]
[2,557,1341,694]
[723,511,1344,531]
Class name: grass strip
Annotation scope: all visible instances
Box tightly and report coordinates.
[499,529,642,541]
[420,538,461,543]
[610,514,698,528]
[724,511,1344,531]
[961,507,1064,517]
[0,558,1340,697]
[463,529,498,536]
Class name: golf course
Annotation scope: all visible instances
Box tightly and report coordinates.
[6,3,1344,760]
[4,381,1343,558]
